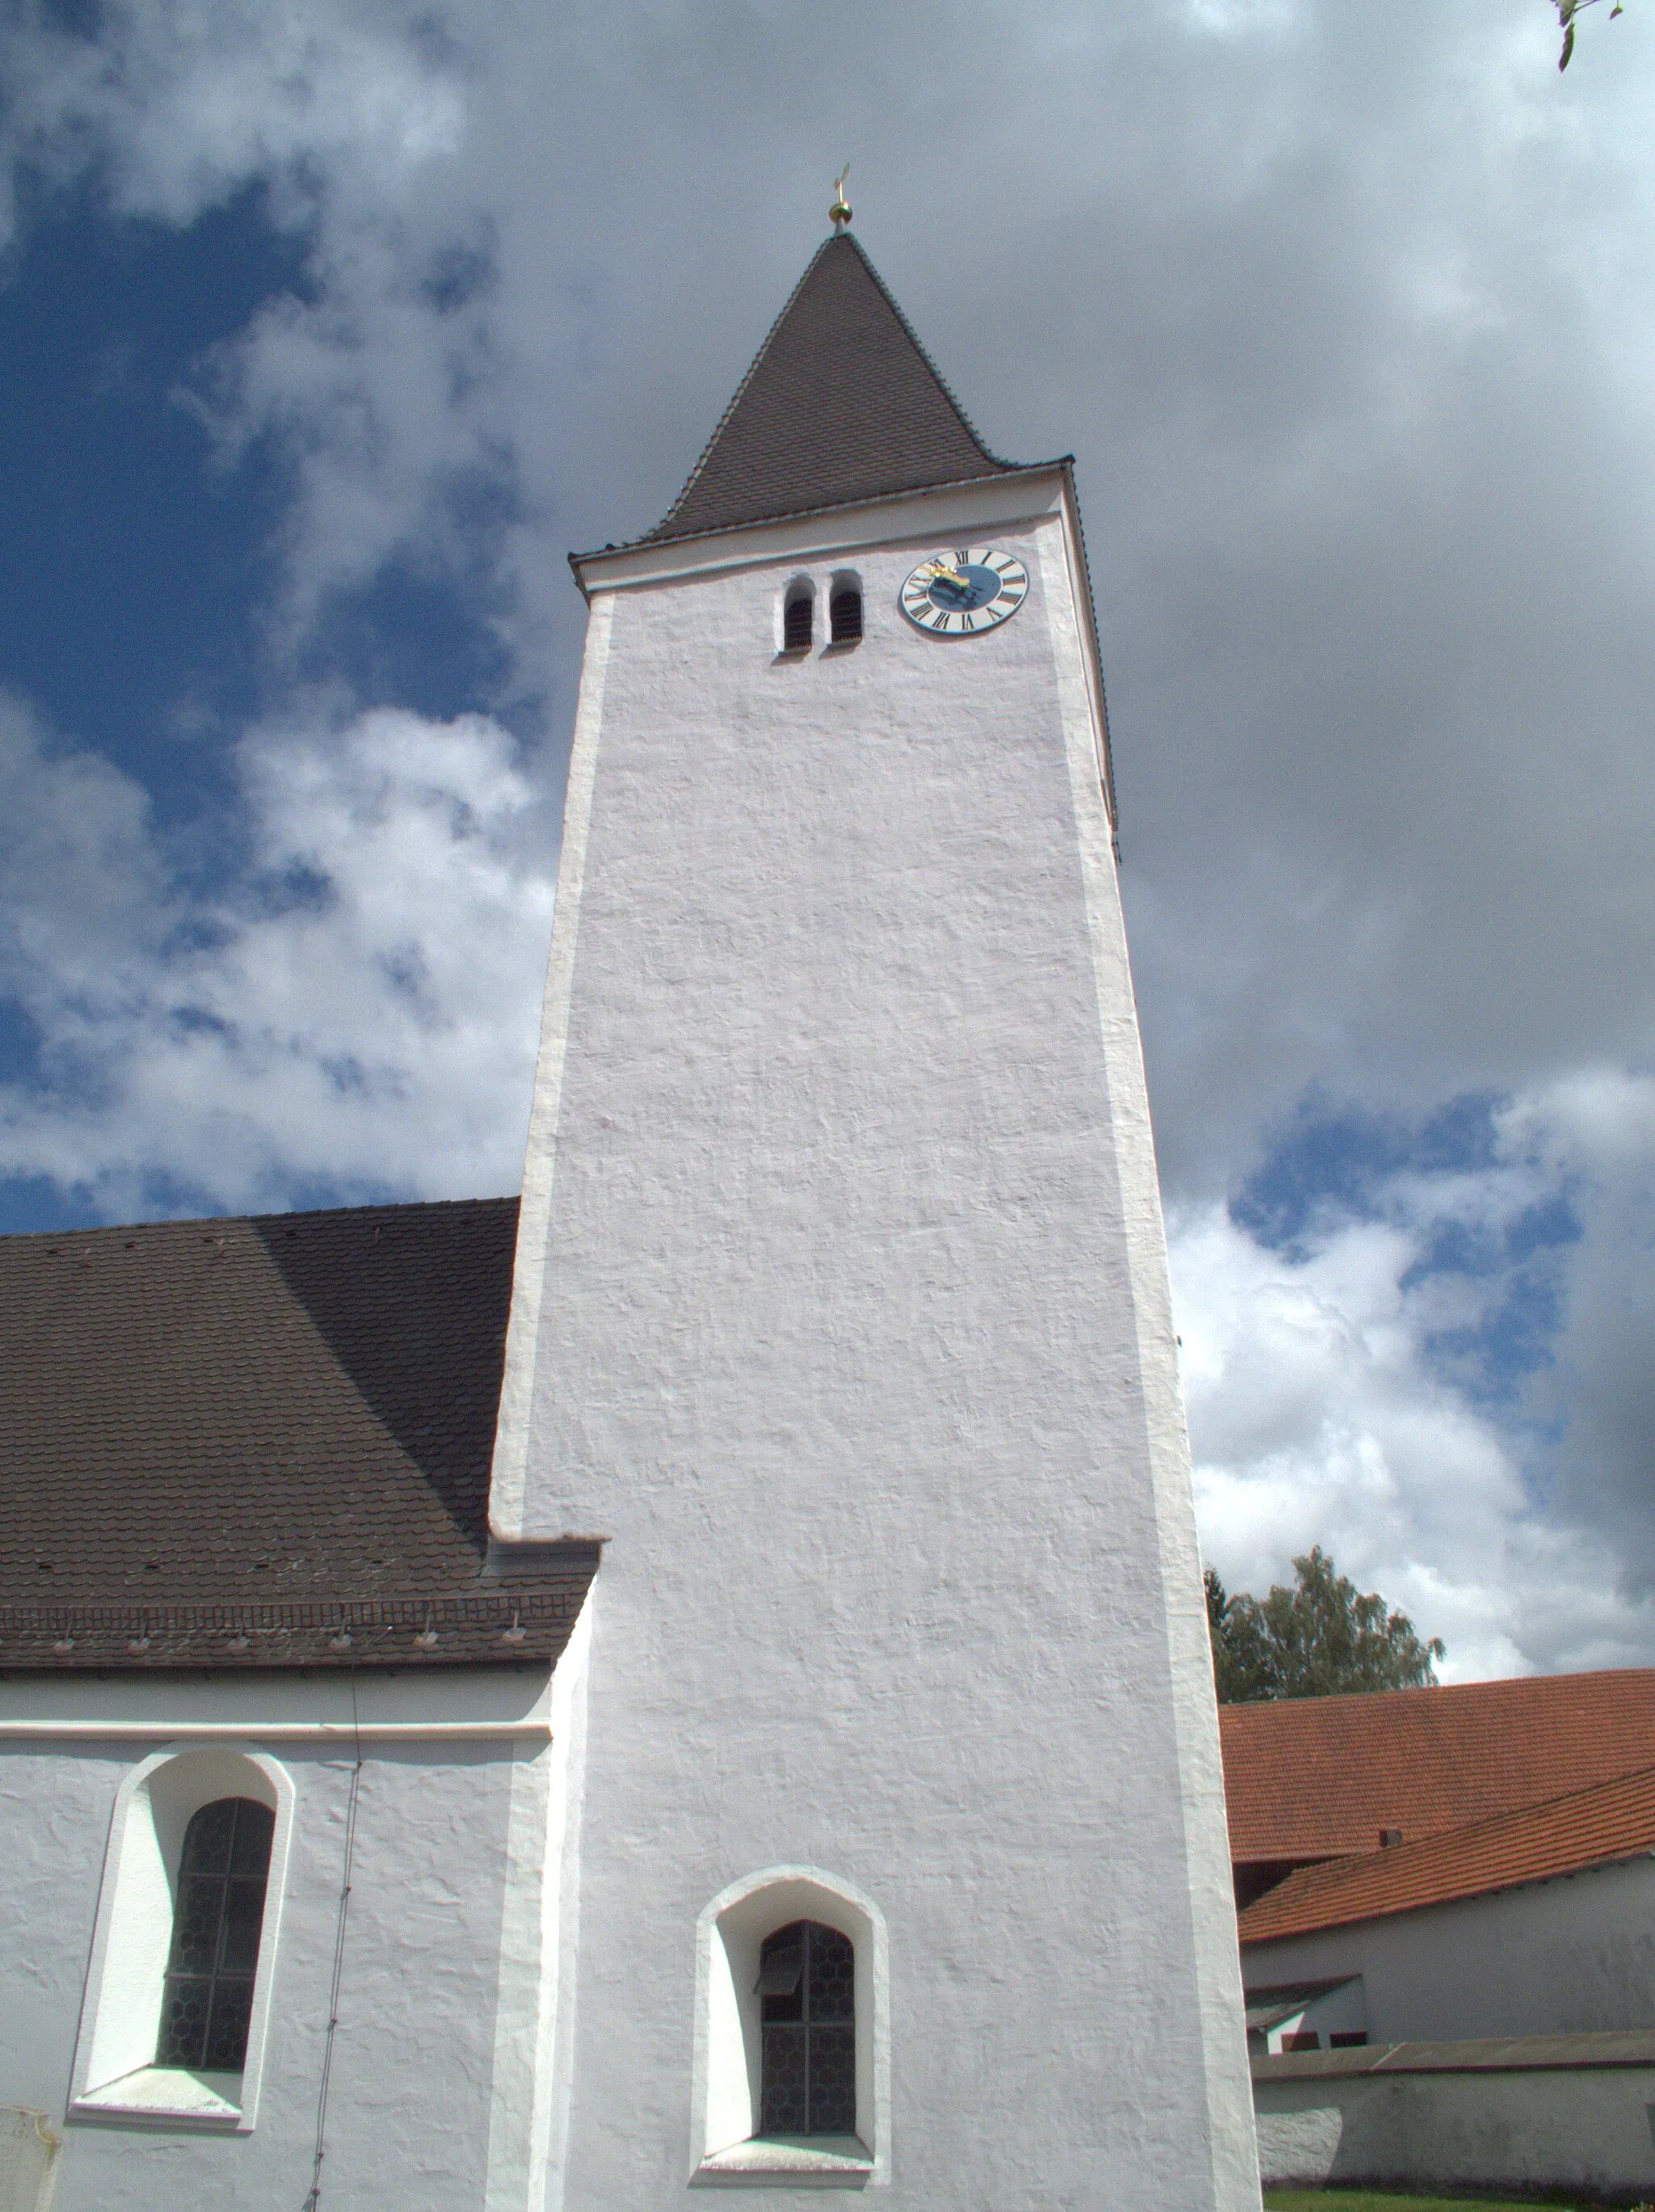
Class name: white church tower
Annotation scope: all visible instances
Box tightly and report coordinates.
[490,206,1260,2210]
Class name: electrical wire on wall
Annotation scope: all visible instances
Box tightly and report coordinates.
[302,1678,363,2210]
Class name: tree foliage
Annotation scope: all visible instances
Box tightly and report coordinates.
[1554,0,1625,72]
[1204,1547,1446,1704]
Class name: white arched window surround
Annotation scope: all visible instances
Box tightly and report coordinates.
[69,1743,294,2133]
[689,1865,890,2189]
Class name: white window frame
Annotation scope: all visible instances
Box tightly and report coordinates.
[689,1865,889,2189]
[68,1743,293,2133]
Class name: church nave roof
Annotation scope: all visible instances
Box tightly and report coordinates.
[0,1197,595,1671]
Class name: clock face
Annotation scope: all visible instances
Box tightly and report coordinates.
[899,547,1029,637]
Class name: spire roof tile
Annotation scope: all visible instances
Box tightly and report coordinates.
[646,232,1032,544]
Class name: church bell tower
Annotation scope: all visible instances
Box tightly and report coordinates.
[490,213,1260,2212]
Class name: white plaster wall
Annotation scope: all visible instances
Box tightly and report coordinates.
[497,489,1257,2210]
[1243,1854,1655,2044]
[0,1666,560,2212]
[1253,2066,1655,2197]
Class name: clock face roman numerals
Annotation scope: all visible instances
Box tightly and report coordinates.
[899,547,1028,638]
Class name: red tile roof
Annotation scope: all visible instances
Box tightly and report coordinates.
[1220,1671,1655,1864]
[1236,1763,1655,1943]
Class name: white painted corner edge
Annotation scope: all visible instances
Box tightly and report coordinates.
[489,594,616,1540]
[1040,517,1261,2212]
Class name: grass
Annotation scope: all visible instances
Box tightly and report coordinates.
[1265,2194,1616,2212]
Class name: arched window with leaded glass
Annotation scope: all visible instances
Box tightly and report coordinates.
[756,1919,856,2138]
[156,1796,276,2073]
[70,1748,291,2132]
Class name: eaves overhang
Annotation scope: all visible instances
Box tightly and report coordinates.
[0,1564,599,1672]
[568,461,1068,596]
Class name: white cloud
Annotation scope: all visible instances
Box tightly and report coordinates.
[1174,1080,1655,1677]
[0,2,464,231]
[0,693,554,1216]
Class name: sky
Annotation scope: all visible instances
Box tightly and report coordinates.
[2,0,1653,1681]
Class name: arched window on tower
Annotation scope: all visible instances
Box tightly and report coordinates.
[756,1919,856,2138]
[783,580,815,651]
[829,576,862,644]
[156,1797,276,2073]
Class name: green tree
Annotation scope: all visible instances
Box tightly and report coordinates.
[1203,1548,1445,1703]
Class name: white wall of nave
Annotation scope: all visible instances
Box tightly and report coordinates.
[0,1662,571,2212]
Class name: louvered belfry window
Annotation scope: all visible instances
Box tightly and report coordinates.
[829,585,862,643]
[784,588,814,650]
[756,1919,856,2138]
[156,1797,275,2071]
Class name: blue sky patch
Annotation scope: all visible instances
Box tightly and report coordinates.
[1234,1091,1505,1253]
[0,175,305,818]
[1236,1093,1581,1409]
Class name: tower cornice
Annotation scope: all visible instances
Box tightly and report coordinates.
[570,464,1065,596]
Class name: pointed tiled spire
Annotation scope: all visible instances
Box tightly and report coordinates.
[649,234,1025,543]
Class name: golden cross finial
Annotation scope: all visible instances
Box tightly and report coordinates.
[830,164,852,231]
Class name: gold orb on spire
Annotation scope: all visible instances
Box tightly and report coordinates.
[830,163,852,231]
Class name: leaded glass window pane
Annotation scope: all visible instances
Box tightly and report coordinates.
[156,1797,274,2072]
[756,1920,856,2138]
[809,2024,856,2134]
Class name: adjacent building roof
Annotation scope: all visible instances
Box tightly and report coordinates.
[0,1199,596,1671]
[1236,1763,1655,1944]
[1221,1669,1655,1866]
[642,231,1038,546]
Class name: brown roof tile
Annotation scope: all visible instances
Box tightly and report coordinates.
[1236,1763,1655,1942]
[0,1199,596,1670]
[1220,1671,1655,1864]
[641,233,1036,546]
